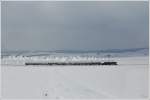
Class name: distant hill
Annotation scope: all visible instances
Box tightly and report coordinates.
[1,47,149,57]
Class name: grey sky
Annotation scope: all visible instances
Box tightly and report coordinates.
[1,1,149,51]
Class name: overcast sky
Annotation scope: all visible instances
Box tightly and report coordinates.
[1,1,149,51]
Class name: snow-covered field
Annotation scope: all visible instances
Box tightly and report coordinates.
[1,52,149,99]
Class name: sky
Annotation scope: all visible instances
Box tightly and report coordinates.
[1,1,149,51]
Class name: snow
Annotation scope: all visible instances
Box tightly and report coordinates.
[1,55,148,99]
[1,55,111,65]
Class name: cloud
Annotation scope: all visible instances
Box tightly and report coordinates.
[1,1,149,51]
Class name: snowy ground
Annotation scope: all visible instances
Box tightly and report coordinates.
[1,56,149,99]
